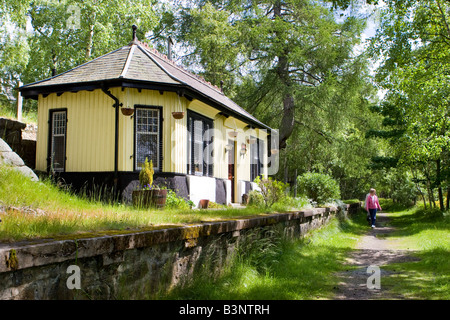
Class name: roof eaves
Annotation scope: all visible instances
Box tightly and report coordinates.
[20,46,127,90]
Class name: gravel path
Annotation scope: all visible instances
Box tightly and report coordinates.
[333,212,420,300]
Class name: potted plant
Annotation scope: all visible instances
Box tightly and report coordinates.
[198,199,209,209]
[132,158,167,209]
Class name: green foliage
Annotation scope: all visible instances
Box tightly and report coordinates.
[297,172,341,205]
[164,189,190,210]
[253,176,288,208]
[157,214,366,300]
[368,0,450,211]
[138,158,154,189]
[377,206,450,299]
[164,0,374,149]
[342,199,361,205]
[247,190,265,208]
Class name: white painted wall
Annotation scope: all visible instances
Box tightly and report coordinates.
[187,175,216,208]
[224,179,231,205]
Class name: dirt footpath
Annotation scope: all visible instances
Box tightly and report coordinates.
[333,212,419,300]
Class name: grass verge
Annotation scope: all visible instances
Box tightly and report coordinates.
[378,206,450,299]
[0,166,282,242]
[154,211,368,300]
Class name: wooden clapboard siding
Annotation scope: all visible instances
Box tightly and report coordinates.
[36,90,115,172]
[117,88,188,174]
[36,87,268,183]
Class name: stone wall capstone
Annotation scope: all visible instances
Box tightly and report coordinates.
[0,203,361,300]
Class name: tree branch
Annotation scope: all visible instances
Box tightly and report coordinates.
[295,120,334,144]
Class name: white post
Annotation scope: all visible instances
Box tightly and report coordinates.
[17,81,23,122]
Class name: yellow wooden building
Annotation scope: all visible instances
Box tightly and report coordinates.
[19,28,276,206]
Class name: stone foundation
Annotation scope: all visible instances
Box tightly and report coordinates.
[0,203,360,300]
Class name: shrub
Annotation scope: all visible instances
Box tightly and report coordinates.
[139,158,154,189]
[248,190,265,208]
[165,189,190,210]
[208,201,226,209]
[342,199,361,205]
[254,176,288,208]
[297,172,341,205]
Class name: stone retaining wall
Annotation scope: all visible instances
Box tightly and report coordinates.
[0,117,36,169]
[0,203,360,300]
[0,138,38,181]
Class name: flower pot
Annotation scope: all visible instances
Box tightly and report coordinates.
[247,137,257,144]
[132,189,167,209]
[121,107,134,116]
[172,111,185,119]
[199,199,209,209]
[152,189,168,209]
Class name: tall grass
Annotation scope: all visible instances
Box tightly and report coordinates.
[155,212,368,300]
[377,206,450,299]
[0,165,278,242]
[0,103,37,124]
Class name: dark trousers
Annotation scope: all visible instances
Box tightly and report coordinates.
[369,208,377,226]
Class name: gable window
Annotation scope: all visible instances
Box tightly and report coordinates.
[134,106,162,171]
[48,109,67,173]
[250,137,264,181]
[187,111,214,177]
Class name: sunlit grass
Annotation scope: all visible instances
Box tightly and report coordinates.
[0,165,288,242]
[0,104,37,124]
[377,206,450,299]
[155,212,368,300]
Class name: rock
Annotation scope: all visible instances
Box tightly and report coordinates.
[0,138,38,182]
[0,117,26,131]
[13,165,39,181]
[0,150,25,167]
[0,139,12,152]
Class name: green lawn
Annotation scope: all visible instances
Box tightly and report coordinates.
[378,206,450,299]
[154,212,368,300]
[0,165,303,242]
[0,166,256,241]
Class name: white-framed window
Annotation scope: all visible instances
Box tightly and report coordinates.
[134,106,161,171]
[187,110,214,177]
[250,137,264,181]
[49,109,67,172]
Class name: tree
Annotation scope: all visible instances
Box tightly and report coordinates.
[1,0,160,112]
[23,0,159,83]
[160,0,373,150]
[0,0,30,105]
[368,0,450,210]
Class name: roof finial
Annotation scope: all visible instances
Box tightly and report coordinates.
[132,25,138,43]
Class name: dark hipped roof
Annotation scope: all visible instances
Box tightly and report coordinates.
[20,41,270,130]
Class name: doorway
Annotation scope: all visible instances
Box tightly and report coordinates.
[227,139,236,203]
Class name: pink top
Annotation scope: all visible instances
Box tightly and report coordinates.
[365,194,382,211]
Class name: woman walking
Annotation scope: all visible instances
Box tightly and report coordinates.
[365,188,382,228]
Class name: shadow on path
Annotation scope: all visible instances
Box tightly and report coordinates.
[333,212,420,300]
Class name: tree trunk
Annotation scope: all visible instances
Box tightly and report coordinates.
[424,162,435,208]
[436,159,444,211]
[411,169,426,209]
[86,23,95,60]
[446,186,449,210]
[279,94,295,149]
[274,1,295,150]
